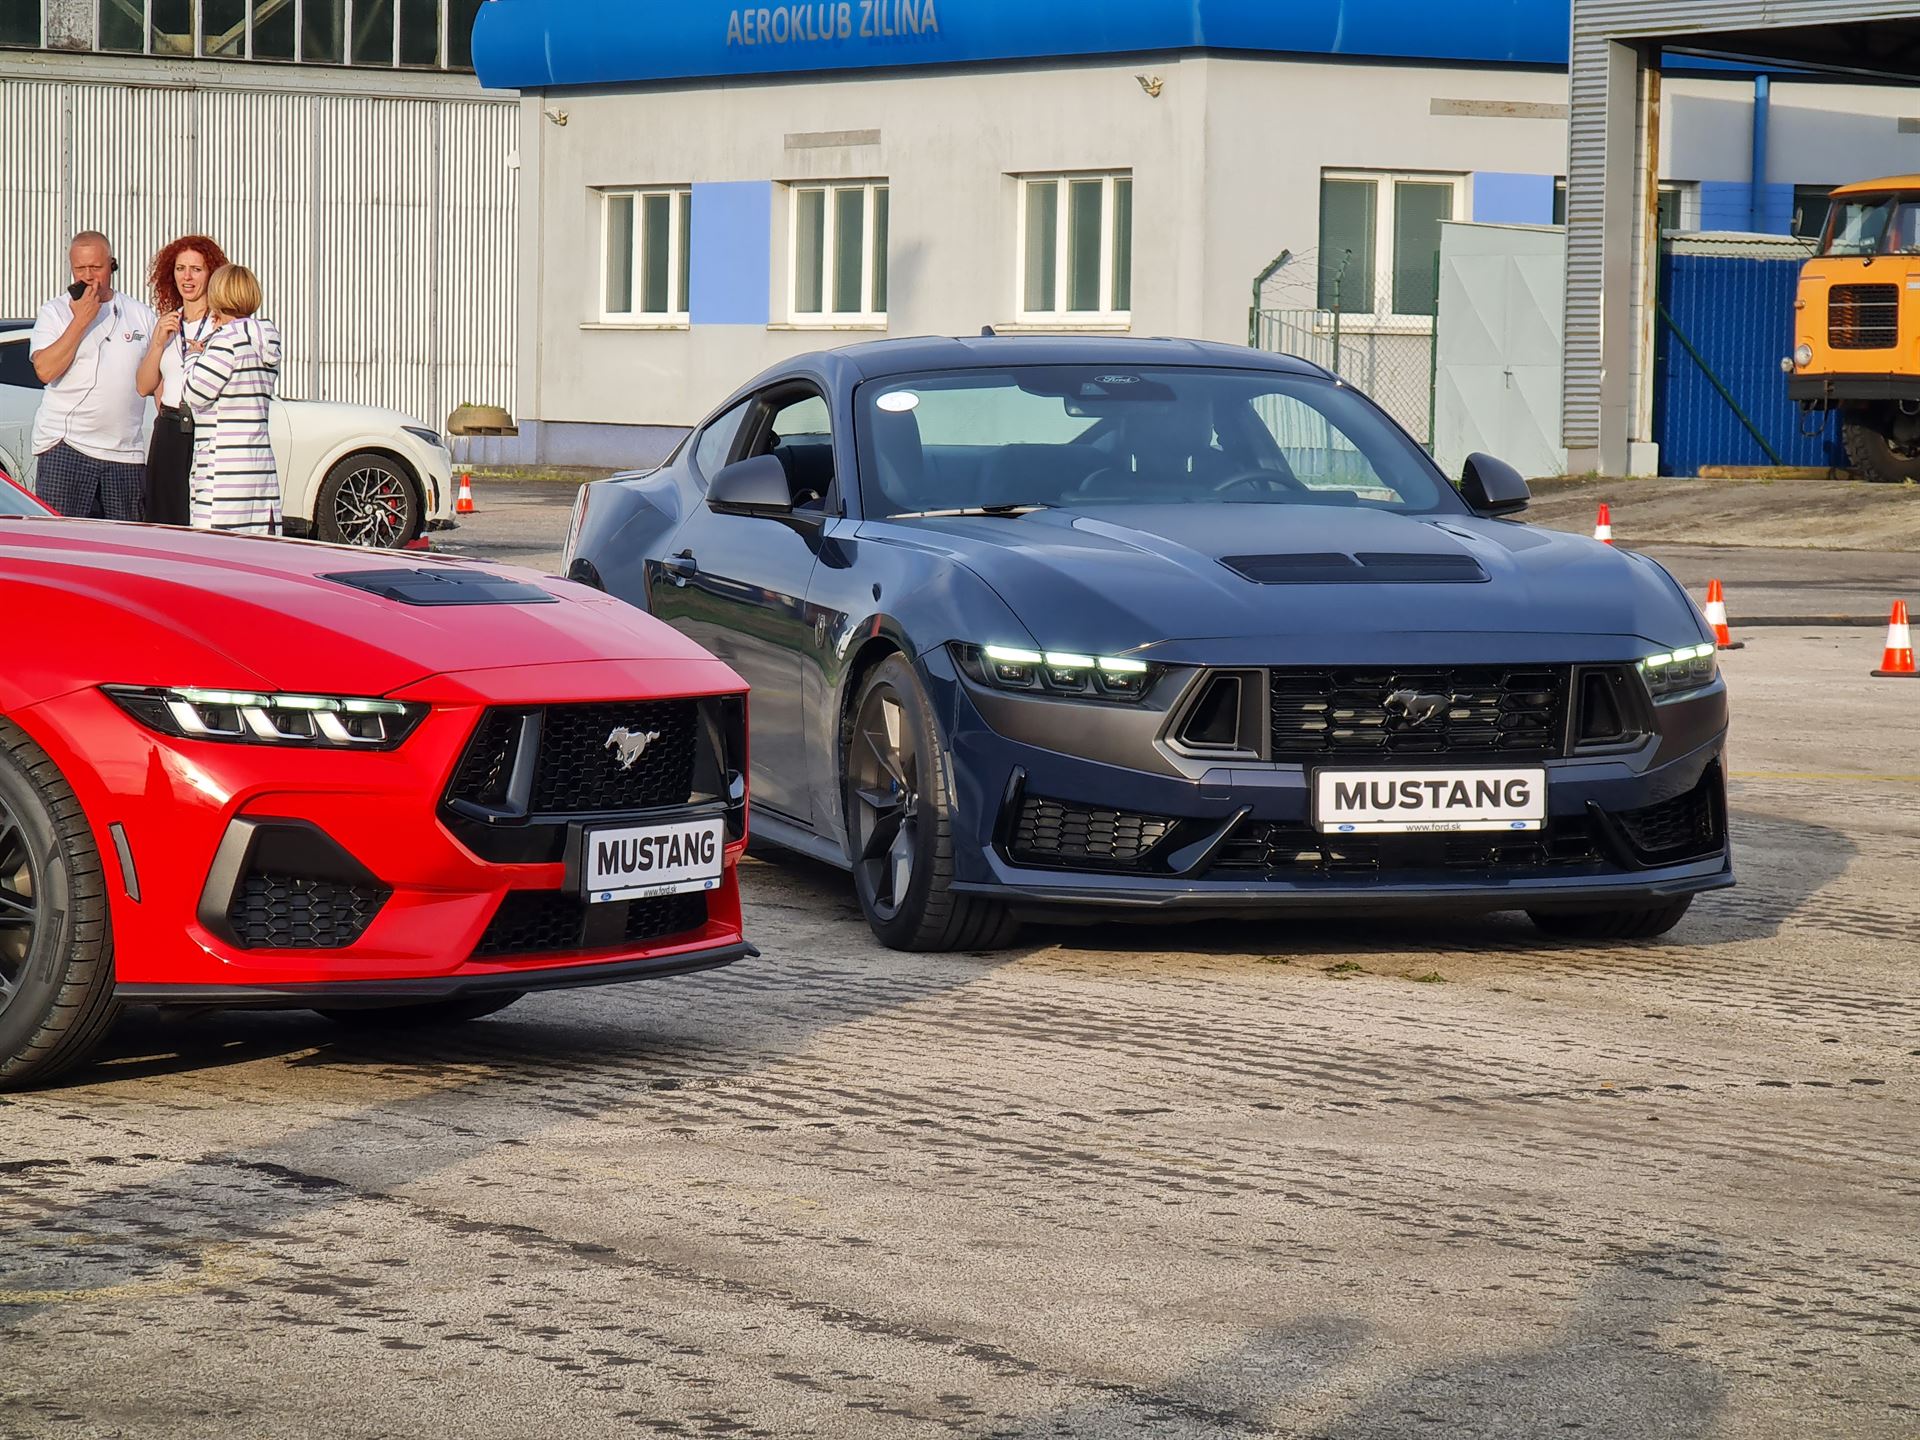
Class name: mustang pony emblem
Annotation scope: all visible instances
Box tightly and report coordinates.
[1383,690,1455,728]
[605,727,661,770]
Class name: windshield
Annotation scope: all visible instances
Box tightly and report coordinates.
[853,365,1462,519]
[1821,195,1920,256]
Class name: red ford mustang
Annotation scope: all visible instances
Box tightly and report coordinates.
[0,490,751,1088]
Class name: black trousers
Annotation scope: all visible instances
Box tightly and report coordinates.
[145,409,194,526]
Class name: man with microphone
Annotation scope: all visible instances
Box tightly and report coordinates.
[29,230,157,520]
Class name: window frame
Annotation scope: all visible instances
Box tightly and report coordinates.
[1317,169,1466,329]
[598,186,692,326]
[786,180,889,327]
[79,0,478,68]
[737,381,842,515]
[1013,170,1134,327]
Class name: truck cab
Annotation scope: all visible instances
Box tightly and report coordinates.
[1786,175,1920,482]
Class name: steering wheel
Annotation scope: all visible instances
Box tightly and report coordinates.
[1211,466,1309,498]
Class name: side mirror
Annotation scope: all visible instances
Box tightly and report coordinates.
[1459,452,1530,516]
[708,454,794,518]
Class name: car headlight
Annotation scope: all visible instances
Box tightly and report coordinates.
[950,642,1161,702]
[1638,643,1718,700]
[1793,343,1814,369]
[401,425,447,449]
[102,686,426,749]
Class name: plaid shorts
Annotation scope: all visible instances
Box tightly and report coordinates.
[34,441,147,522]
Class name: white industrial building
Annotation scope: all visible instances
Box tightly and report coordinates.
[474,0,1920,470]
[0,0,516,433]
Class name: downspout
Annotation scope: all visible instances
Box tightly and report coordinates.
[1749,74,1771,232]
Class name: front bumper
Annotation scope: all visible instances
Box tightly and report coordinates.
[1787,373,1920,404]
[20,660,750,997]
[925,650,1733,920]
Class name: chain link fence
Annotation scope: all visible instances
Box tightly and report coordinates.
[1248,250,1438,449]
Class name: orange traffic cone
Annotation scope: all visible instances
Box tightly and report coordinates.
[1703,579,1744,651]
[455,472,476,515]
[1593,502,1613,545]
[1872,600,1916,678]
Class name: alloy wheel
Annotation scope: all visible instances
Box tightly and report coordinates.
[334,464,410,548]
[0,795,40,1019]
[850,685,920,921]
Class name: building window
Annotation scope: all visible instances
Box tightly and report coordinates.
[1016,172,1132,323]
[601,188,691,322]
[1317,171,1464,320]
[75,0,480,67]
[1551,179,1693,234]
[789,181,888,323]
[0,3,42,46]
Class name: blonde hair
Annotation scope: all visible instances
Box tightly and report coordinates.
[207,263,262,319]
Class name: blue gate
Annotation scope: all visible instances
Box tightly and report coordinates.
[1653,249,1847,475]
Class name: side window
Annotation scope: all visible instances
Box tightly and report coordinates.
[744,390,835,510]
[691,398,752,485]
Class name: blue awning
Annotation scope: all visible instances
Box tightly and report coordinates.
[473,0,1573,91]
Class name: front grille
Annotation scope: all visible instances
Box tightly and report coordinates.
[228,872,389,950]
[1615,773,1721,860]
[444,700,700,817]
[534,701,699,812]
[1209,819,1602,879]
[446,709,523,810]
[1009,796,1178,871]
[1829,283,1899,350]
[1268,667,1568,759]
[472,890,709,960]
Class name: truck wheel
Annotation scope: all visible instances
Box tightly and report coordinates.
[0,721,120,1090]
[1841,411,1920,484]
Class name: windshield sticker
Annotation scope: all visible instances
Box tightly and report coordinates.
[877,391,921,413]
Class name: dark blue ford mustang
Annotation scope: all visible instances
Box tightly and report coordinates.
[564,337,1731,950]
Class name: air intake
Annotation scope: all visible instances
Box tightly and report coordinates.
[1221,552,1487,584]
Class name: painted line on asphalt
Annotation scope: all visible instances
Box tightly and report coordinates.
[1731,771,1920,782]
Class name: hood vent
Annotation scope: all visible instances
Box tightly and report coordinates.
[321,567,558,606]
[1221,552,1488,584]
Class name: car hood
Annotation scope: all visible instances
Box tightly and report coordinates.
[874,504,1704,662]
[2,520,729,701]
[276,397,431,431]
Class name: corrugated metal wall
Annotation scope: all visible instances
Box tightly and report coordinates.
[0,78,515,427]
[1652,250,1846,476]
[1567,0,1920,465]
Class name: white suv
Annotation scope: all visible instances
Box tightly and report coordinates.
[0,325,454,548]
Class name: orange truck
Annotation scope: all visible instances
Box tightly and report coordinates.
[1785,175,1920,482]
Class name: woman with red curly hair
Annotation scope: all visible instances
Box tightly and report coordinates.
[136,233,229,525]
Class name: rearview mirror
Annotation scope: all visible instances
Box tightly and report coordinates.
[708,454,794,518]
[1459,453,1530,516]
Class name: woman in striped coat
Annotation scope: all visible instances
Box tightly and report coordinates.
[183,263,283,535]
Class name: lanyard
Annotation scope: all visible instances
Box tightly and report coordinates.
[177,312,212,364]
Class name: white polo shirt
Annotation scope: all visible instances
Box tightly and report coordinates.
[29,293,158,464]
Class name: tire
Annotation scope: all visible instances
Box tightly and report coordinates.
[315,992,524,1028]
[1527,897,1694,941]
[844,656,1020,953]
[313,450,422,548]
[1840,411,1920,484]
[0,720,120,1090]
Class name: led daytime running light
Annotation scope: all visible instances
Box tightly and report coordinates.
[103,685,422,750]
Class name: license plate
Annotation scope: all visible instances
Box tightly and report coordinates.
[1314,767,1547,834]
[582,816,725,903]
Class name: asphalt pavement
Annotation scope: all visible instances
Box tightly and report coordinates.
[3,627,1916,1438]
[4,484,1917,1438]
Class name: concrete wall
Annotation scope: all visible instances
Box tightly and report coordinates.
[510,54,1920,463]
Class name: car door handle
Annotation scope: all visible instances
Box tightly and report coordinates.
[663,551,699,585]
